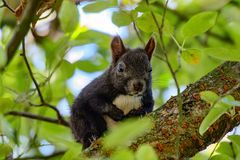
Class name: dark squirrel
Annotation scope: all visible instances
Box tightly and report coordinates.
[70,36,155,149]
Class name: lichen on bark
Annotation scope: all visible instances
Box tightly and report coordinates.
[86,61,240,159]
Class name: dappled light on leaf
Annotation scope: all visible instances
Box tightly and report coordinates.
[182,11,217,38]
[103,118,153,149]
[181,49,201,64]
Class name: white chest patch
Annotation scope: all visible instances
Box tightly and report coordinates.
[113,95,142,114]
[104,95,142,129]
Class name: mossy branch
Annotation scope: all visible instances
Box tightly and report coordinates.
[86,61,240,159]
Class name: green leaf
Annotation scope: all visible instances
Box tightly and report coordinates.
[59,0,79,33]
[83,1,114,13]
[181,49,201,64]
[39,124,74,148]
[200,91,219,104]
[74,57,108,72]
[0,6,3,26]
[61,145,82,160]
[73,30,111,48]
[182,11,217,38]
[136,144,158,160]
[199,99,233,135]
[0,46,7,68]
[152,72,171,88]
[1,27,12,44]
[103,117,153,149]
[112,10,137,27]
[237,153,240,160]
[41,36,69,66]
[111,149,134,160]
[191,152,209,160]
[0,75,3,96]
[215,142,234,157]
[66,89,74,105]
[228,135,240,149]
[203,47,240,61]
[58,60,75,80]
[0,144,12,159]
[0,98,14,113]
[136,12,173,35]
[135,3,162,14]
[210,154,234,160]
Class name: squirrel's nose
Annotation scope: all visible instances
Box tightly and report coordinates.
[133,81,143,92]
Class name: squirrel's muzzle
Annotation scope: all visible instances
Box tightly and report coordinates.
[133,81,143,92]
[128,79,146,95]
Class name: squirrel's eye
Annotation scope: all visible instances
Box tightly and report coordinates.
[117,63,125,72]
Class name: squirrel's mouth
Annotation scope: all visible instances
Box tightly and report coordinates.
[128,91,144,97]
[128,94,142,97]
[126,79,146,96]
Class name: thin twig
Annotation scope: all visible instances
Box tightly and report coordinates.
[147,0,181,93]
[147,0,181,94]
[40,57,64,86]
[211,82,240,108]
[16,151,66,160]
[132,21,145,46]
[159,0,168,51]
[0,0,15,13]
[208,123,231,160]
[170,34,184,50]
[154,54,165,62]
[21,39,44,102]
[21,39,69,126]
[174,49,182,74]
[5,111,69,127]
[29,102,65,122]
[146,0,182,158]
[26,53,65,96]
[204,82,240,159]
[229,128,238,159]
[5,0,42,67]
[150,11,164,51]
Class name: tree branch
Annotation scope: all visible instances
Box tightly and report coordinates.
[21,40,44,103]
[5,0,42,67]
[0,0,15,13]
[16,151,65,160]
[85,61,240,159]
[21,39,69,127]
[132,21,145,46]
[5,111,69,127]
[147,0,181,96]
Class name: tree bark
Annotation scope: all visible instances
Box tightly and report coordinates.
[86,61,240,159]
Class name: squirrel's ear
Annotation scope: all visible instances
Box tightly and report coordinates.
[111,36,126,63]
[145,37,155,60]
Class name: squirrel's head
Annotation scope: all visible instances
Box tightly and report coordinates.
[109,36,155,96]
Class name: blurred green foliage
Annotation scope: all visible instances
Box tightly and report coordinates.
[0,0,240,159]
[199,91,239,136]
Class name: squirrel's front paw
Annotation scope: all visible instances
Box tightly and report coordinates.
[126,108,145,117]
[108,108,124,121]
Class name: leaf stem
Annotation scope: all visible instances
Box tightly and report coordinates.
[5,111,69,127]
